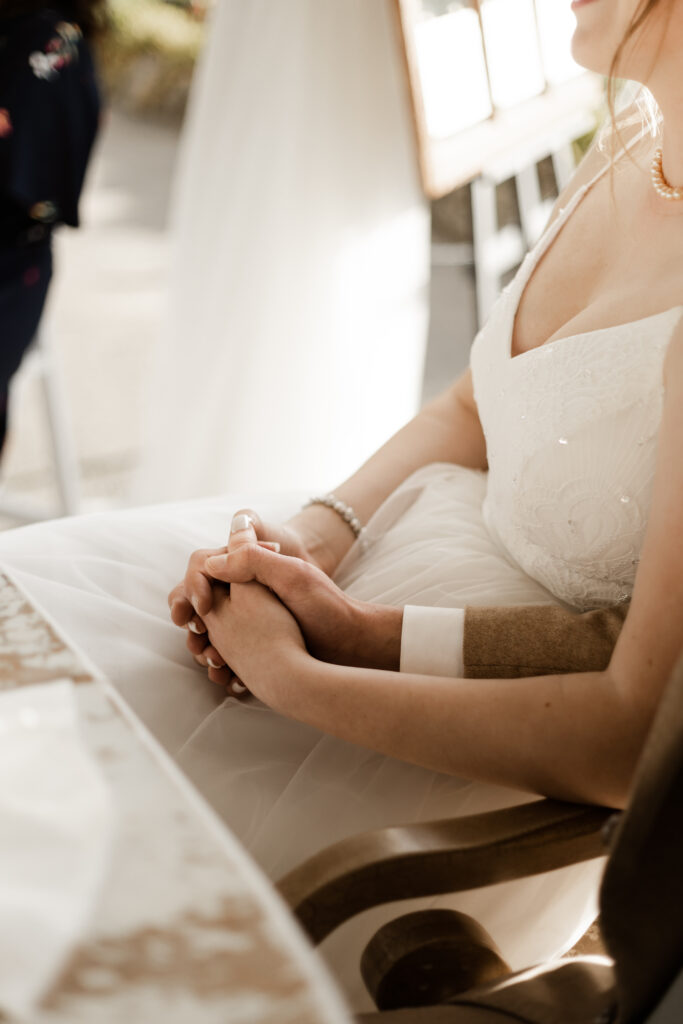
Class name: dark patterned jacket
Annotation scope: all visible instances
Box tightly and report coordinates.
[0,8,100,245]
[0,8,99,395]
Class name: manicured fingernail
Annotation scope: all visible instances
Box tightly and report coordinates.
[188,620,202,634]
[231,514,253,533]
[207,657,221,669]
[191,594,200,613]
[231,681,247,694]
[259,541,281,553]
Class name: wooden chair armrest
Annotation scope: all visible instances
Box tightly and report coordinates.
[277,799,613,944]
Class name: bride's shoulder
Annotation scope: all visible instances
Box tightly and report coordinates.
[545,101,652,230]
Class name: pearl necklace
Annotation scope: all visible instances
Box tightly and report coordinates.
[650,148,683,200]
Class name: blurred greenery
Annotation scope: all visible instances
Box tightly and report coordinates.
[106,0,204,58]
[97,0,205,117]
[574,127,598,159]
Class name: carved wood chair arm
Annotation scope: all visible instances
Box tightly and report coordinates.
[277,799,614,945]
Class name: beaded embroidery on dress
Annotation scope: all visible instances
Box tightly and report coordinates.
[471,236,682,612]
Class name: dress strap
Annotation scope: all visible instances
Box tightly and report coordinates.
[577,116,654,197]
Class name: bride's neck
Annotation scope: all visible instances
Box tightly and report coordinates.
[649,85,683,188]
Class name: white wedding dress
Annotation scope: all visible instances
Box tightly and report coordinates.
[1,138,679,1011]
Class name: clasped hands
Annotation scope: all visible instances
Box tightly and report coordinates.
[167,510,402,708]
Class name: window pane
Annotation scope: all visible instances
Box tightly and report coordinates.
[535,0,583,84]
[480,0,546,109]
[414,4,493,138]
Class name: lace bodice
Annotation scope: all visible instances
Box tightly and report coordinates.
[470,146,682,612]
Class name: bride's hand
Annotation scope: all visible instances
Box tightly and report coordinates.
[203,581,308,707]
[204,544,403,670]
[167,508,325,669]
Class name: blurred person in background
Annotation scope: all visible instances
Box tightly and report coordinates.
[0,0,102,455]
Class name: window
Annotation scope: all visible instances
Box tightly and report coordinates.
[396,0,601,197]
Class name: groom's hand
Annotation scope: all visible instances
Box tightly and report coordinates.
[168,507,323,632]
[204,545,403,670]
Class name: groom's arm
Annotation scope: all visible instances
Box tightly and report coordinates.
[400,603,628,679]
[196,542,628,679]
[462,603,629,677]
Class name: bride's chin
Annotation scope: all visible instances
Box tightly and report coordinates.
[569,0,617,76]
[570,30,614,77]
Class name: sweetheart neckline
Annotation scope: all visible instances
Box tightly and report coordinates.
[506,305,683,366]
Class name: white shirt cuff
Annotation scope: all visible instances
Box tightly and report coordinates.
[399,605,465,678]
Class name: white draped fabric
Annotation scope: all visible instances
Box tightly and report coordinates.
[136,0,430,501]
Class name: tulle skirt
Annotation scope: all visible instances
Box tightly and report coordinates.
[0,464,603,1011]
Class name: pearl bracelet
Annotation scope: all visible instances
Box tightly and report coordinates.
[303,493,367,547]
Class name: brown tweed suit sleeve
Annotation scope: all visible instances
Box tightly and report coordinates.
[462,603,629,678]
